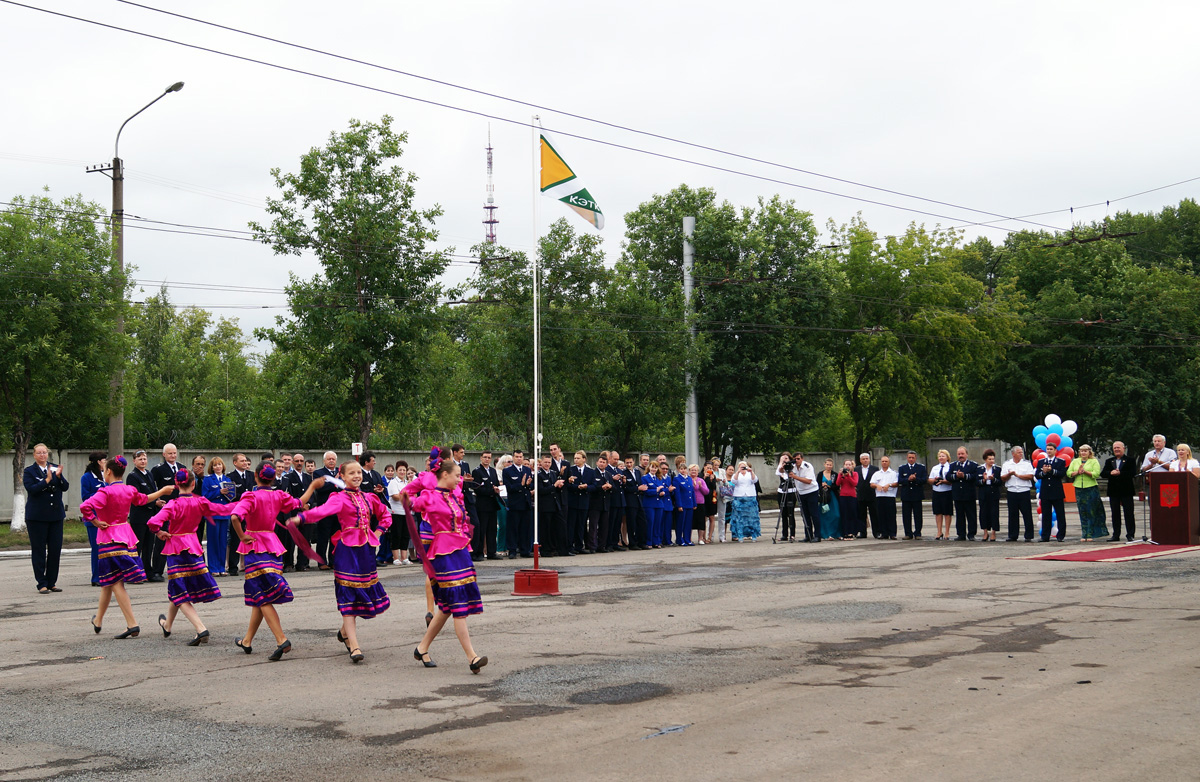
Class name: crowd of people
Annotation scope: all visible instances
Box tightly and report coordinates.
[17,435,1191,606]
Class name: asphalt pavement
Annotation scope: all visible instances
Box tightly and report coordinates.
[0,526,1196,782]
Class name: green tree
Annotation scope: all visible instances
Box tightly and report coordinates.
[0,193,127,517]
[824,217,1021,454]
[251,116,450,446]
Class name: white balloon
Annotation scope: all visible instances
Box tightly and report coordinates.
[1044,413,1062,427]
[1061,420,1078,437]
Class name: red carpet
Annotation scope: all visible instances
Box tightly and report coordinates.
[1010,543,1200,562]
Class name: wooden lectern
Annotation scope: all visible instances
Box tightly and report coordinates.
[1147,472,1200,545]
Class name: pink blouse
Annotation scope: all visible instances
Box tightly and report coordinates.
[147,494,227,556]
[301,489,391,548]
[409,485,472,558]
[79,483,152,547]
[229,489,300,555]
[692,476,710,505]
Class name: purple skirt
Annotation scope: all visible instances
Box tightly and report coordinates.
[166,552,221,606]
[332,542,390,618]
[242,552,293,607]
[431,546,483,618]
[97,542,146,586]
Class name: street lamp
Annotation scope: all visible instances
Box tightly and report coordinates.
[87,81,184,457]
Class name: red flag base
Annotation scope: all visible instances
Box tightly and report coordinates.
[512,568,561,596]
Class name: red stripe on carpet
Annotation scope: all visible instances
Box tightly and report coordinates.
[1009,543,1200,562]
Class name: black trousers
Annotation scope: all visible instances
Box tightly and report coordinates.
[778,492,796,539]
[1109,495,1135,538]
[505,509,531,555]
[568,506,589,552]
[227,526,241,574]
[27,518,63,589]
[474,508,498,558]
[856,496,876,537]
[295,521,317,568]
[390,514,411,553]
[626,500,648,547]
[1006,492,1034,540]
[797,492,819,540]
[954,499,978,539]
[587,502,608,551]
[131,518,154,572]
[979,495,1001,532]
[537,510,558,553]
[901,500,923,537]
[278,527,296,568]
[316,515,338,564]
[1041,498,1066,541]
[876,497,897,538]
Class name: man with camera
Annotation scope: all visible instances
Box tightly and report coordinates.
[775,453,799,542]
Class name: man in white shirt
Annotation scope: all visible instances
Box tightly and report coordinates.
[793,450,821,542]
[1000,446,1037,541]
[870,456,900,539]
[1140,434,1177,474]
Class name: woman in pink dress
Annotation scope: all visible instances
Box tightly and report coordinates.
[229,463,322,662]
[79,455,173,639]
[298,460,391,664]
[147,469,226,646]
[407,454,488,674]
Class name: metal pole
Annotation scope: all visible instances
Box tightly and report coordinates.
[532,116,541,568]
[108,155,125,457]
[683,216,699,468]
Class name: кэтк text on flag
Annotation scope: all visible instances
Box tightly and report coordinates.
[539,131,604,230]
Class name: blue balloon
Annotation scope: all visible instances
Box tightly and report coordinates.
[1059,435,1073,450]
[1035,433,1048,449]
[1032,425,1049,437]
[1048,423,1064,436]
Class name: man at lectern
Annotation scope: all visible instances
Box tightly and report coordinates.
[1140,434,1177,474]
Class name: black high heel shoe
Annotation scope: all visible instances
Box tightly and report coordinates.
[158,614,171,638]
[350,647,364,664]
[186,630,210,647]
[470,655,488,674]
[268,640,292,662]
[235,638,253,654]
[115,626,140,639]
[414,647,436,668]
[90,615,101,634]
[336,629,351,653]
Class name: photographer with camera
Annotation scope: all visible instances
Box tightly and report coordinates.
[835,459,860,540]
[775,452,798,543]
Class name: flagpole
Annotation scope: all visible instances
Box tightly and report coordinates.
[531,115,542,571]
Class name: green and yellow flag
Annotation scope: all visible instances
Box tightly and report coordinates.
[540,131,604,230]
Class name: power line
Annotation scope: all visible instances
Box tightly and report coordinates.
[0,0,1074,236]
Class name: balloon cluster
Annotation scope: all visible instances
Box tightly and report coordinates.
[1031,413,1077,467]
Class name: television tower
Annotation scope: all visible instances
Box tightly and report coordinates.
[483,126,498,243]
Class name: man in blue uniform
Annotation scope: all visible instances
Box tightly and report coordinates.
[1036,443,1068,542]
[949,446,979,541]
[896,450,927,540]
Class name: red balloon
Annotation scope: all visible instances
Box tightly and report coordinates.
[1058,447,1075,461]
[1061,454,1073,467]
[1046,433,1062,448]
[1032,449,1047,462]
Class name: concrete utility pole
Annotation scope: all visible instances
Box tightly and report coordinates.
[87,81,184,458]
[683,216,699,468]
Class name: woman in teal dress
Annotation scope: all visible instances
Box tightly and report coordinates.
[817,458,841,541]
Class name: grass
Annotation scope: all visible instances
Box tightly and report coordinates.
[0,521,92,551]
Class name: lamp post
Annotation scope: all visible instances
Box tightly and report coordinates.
[87,81,184,457]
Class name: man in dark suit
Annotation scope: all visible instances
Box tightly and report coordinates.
[855,453,879,538]
[1036,443,1068,542]
[1104,441,1137,541]
[536,455,563,556]
[312,451,342,570]
[605,451,628,551]
[588,454,616,552]
[23,443,69,593]
[471,452,502,561]
[896,450,927,539]
[622,455,648,550]
[503,450,534,558]
[949,446,979,541]
[146,443,186,581]
[566,450,597,554]
[125,450,161,581]
[225,452,254,575]
[549,443,570,552]
[284,452,314,570]
[451,444,479,540]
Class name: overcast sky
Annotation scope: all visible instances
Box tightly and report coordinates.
[4,0,1198,347]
